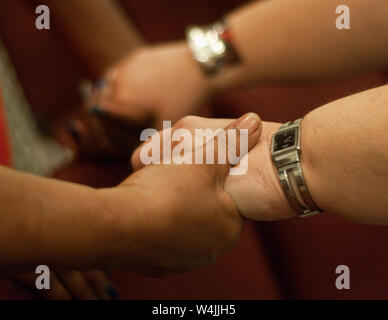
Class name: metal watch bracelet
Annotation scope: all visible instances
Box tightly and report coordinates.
[186,20,239,75]
[271,119,323,218]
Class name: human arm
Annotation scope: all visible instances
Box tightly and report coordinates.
[293,84,388,224]
[32,0,144,76]
[211,0,388,91]
[97,0,388,126]
[132,85,388,225]
[226,84,388,225]
[0,113,260,274]
[0,165,115,271]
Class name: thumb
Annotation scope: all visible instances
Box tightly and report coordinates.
[202,112,262,179]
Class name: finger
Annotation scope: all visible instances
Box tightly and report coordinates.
[83,270,119,300]
[130,114,262,172]
[202,113,261,179]
[162,113,261,177]
[131,125,185,170]
[130,118,234,171]
[41,273,73,300]
[12,272,71,300]
[130,127,164,171]
[56,271,98,300]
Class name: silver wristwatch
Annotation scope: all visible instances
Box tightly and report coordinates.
[270,119,323,218]
[186,20,239,75]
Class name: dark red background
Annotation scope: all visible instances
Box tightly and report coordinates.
[0,0,387,299]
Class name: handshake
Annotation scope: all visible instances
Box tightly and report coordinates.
[99,113,298,276]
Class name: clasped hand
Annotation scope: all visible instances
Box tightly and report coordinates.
[102,113,294,277]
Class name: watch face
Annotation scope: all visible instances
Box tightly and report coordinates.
[273,128,297,152]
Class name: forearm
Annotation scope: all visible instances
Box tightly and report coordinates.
[301,84,388,224]
[34,0,144,76]
[0,166,117,270]
[210,0,388,91]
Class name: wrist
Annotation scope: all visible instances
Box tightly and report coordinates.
[93,187,132,269]
[178,41,216,99]
[269,117,324,218]
[299,113,327,213]
[66,186,125,269]
[266,122,298,219]
[183,22,247,96]
[95,185,165,270]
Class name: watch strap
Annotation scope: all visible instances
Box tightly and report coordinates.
[272,118,323,218]
[186,20,240,75]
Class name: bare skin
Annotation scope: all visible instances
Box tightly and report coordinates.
[0,113,261,276]
[31,0,144,76]
[17,0,388,297]
[69,0,388,155]
[93,0,388,128]
[132,84,388,225]
[7,0,147,299]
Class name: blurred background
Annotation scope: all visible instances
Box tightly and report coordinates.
[0,0,387,299]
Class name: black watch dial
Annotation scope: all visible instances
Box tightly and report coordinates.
[273,128,297,152]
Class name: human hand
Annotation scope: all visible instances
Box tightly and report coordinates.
[132,116,295,222]
[101,113,261,276]
[225,120,296,221]
[67,42,212,158]
[66,104,146,159]
[8,270,118,300]
[93,42,212,128]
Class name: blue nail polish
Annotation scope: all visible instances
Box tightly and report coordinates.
[106,284,119,299]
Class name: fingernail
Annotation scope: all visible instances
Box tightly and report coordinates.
[67,122,80,141]
[233,113,260,134]
[106,283,119,300]
[89,105,107,117]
